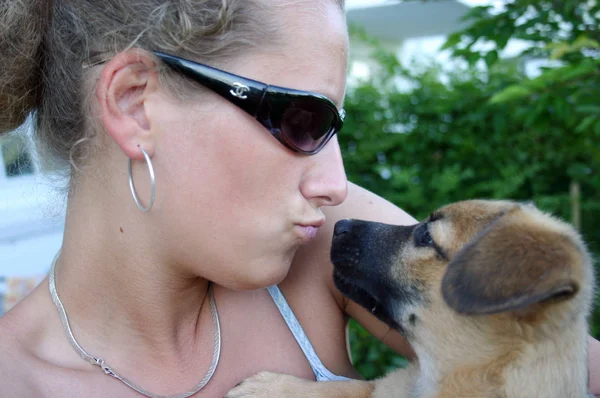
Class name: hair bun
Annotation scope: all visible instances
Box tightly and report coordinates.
[0,1,50,135]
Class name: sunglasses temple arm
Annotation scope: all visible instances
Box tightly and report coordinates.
[153,52,265,117]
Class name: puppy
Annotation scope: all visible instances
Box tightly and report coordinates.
[227,200,595,398]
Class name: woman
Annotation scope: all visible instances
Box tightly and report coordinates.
[0,1,598,397]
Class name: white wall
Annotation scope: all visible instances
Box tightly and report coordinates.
[0,174,65,277]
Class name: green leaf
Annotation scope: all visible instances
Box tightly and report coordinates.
[484,50,499,67]
[441,32,463,50]
[576,105,600,115]
[559,62,598,82]
[575,116,596,133]
[549,43,572,60]
[594,120,600,137]
[466,52,481,66]
[572,35,600,50]
[489,85,531,104]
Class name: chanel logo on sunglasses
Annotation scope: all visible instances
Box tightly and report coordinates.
[230,83,250,99]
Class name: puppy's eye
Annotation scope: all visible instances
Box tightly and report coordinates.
[415,225,433,247]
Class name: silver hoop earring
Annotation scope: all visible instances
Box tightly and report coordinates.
[128,146,155,212]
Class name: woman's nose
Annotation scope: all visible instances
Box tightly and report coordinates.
[300,136,348,207]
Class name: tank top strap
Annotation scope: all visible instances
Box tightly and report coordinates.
[266,285,352,382]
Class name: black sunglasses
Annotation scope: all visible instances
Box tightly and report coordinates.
[153,52,345,155]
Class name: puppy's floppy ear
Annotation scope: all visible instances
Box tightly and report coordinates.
[442,207,581,315]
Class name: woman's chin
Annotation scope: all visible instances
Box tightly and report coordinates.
[226,262,292,291]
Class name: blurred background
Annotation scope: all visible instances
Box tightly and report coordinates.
[1,0,599,380]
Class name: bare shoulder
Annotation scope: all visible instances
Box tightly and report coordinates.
[0,311,24,357]
[323,182,417,226]
[0,313,39,395]
[0,283,71,396]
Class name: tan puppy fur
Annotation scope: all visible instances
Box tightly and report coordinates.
[226,200,595,398]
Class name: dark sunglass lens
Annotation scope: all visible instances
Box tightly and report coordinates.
[281,100,336,152]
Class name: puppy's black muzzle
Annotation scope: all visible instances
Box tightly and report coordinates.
[331,219,420,333]
[331,219,414,276]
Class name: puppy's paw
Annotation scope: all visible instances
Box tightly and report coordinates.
[225,371,310,398]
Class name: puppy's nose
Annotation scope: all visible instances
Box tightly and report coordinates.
[334,219,353,237]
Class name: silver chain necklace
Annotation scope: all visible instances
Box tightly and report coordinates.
[49,255,221,398]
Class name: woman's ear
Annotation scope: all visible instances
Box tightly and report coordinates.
[96,49,160,160]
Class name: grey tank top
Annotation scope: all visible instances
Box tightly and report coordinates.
[266,285,352,382]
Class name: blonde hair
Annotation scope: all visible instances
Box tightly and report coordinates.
[0,0,345,175]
